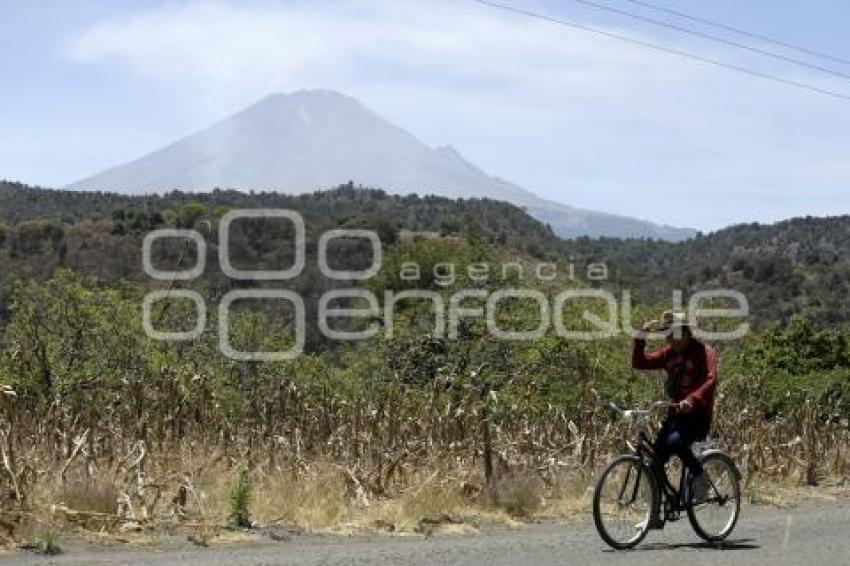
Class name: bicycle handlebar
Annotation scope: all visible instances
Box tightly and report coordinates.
[608,401,677,420]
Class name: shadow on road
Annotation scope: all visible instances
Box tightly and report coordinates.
[605,539,760,552]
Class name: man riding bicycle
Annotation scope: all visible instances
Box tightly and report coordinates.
[632,310,717,527]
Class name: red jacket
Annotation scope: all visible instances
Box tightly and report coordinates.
[631,337,718,421]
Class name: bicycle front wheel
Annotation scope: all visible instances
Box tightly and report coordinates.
[593,455,657,550]
[687,451,741,542]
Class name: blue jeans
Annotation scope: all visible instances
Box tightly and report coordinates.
[653,414,710,478]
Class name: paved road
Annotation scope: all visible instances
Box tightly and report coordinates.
[4,501,849,565]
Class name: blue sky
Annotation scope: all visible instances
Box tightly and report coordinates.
[2,0,849,232]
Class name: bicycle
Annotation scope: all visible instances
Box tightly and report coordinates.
[592,401,742,550]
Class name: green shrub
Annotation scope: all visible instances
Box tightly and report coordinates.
[228,469,252,528]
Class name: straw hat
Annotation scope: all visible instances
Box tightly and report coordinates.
[646,310,690,333]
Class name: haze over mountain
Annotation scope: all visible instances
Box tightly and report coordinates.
[67,89,695,240]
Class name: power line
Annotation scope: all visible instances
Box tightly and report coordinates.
[469,0,850,102]
[567,0,850,82]
[623,0,850,67]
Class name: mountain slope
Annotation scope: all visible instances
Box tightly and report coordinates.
[67,89,695,241]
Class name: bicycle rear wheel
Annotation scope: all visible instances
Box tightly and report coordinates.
[593,455,657,549]
[686,451,741,542]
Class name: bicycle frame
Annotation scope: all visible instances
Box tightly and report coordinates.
[633,427,689,517]
[610,402,702,521]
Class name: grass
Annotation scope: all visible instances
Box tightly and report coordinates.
[17,521,61,556]
[183,459,525,534]
[494,474,543,517]
[59,479,120,515]
[36,527,62,555]
[251,464,349,529]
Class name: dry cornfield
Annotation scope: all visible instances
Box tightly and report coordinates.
[0,369,847,545]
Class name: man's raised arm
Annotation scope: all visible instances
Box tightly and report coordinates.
[631,332,667,370]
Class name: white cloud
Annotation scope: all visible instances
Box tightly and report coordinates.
[70,2,337,84]
[68,0,686,95]
[66,0,850,230]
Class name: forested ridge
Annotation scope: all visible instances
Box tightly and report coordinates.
[2,180,848,326]
[563,216,850,325]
